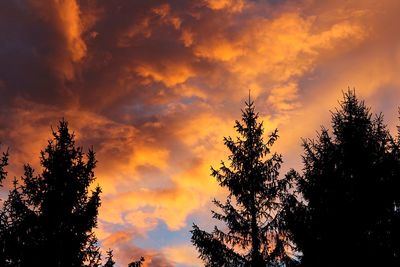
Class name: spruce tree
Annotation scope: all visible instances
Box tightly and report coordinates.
[1,178,38,266]
[103,250,116,267]
[288,90,400,266]
[0,147,9,265]
[128,257,145,267]
[2,120,102,266]
[102,250,145,267]
[0,146,7,186]
[191,97,299,266]
[386,109,400,263]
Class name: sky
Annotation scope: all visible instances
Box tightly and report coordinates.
[1,0,400,266]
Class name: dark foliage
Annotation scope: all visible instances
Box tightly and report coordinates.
[191,97,299,266]
[1,120,102,266]
[103,249,116,267]
[0,147,9,264]
[0,146,7,186]
[128,257,145,267]
[102,249,144,267]
[287,90,400,266]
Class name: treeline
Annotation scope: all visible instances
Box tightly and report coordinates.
[0,90,399,266]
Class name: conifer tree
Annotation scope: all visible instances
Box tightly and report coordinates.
[0,147,9,265]
[0,146,7,186]
[1,178,38,266]
[86,233,102,266]
[102,250,145,267]
[2,120,102,266]
[103,250,116,267]
[288,90,400,266]
[191,97,299,266]
[386,109,400,263]
[128,257,145,267]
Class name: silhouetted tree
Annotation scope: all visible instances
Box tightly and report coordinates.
[128,257,145,267]
[2,120,102,266]
[0,146,7,186]
[1,178,38,266]
[103,249,145,267]
[103,249,116,267]
[0,147,9,265]
[388,109,400,262]
[287,90,400,266]
[86,233,102,267]
[191,97,299,266]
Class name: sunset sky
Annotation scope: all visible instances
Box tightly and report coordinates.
[1,0,400,266]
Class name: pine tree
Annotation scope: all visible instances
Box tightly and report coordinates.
[0,146,7,186]
[103,249,116,267]
[128,257,145,267]
[288,90,400,266]
[1,178,38,266]
[387,109,400,262]
[102,249,145,267]
[86,233,102,267]
[3,120,102,266]
[0,147,10,265]
[191,97,299,266]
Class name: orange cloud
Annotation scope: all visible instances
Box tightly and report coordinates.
[194,38,243,61]
[56,0,87,62]
[205,0,245,13]
[2,1,400,266]
[267,82,301,112]
[29,0,88,80]
[163,244,202,266]
[135,62,195,87]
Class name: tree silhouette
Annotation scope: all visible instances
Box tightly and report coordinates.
[1,177,38,266]
[287,90,400,266]
[128,257,145,267]
[102,249,145,267]
[0,147,9,265]
[103,249,116,267]
[2,120,102,266]
[0,146,7,186]
[191,97,299,266]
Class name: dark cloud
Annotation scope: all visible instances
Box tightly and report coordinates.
[1,0,400,266]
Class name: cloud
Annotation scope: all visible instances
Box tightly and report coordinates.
[100,229,173,267]
[163,244,202,266]
[135,62,195,87]
[31,0,87,62]
[205,0,245,13]
[1,0,400,266]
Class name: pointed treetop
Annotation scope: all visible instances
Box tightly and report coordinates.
[0,146,8,186]
[103,249,116,267]
[245,89,254,109]
[128,257,145,267]
[398,107,400,140]
[2,119,102,266]
[191,96,300,266]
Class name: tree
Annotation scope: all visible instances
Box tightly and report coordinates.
[288,90,400,266]
[2,120,102,266]
[387,109,400,263]
[103,250,116,267]
[191,97,299,266]
[128,257,145,267]
[0,146,7,186]
[0,147,10,265]
[102,249,145,267]
[1,177,38,266]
